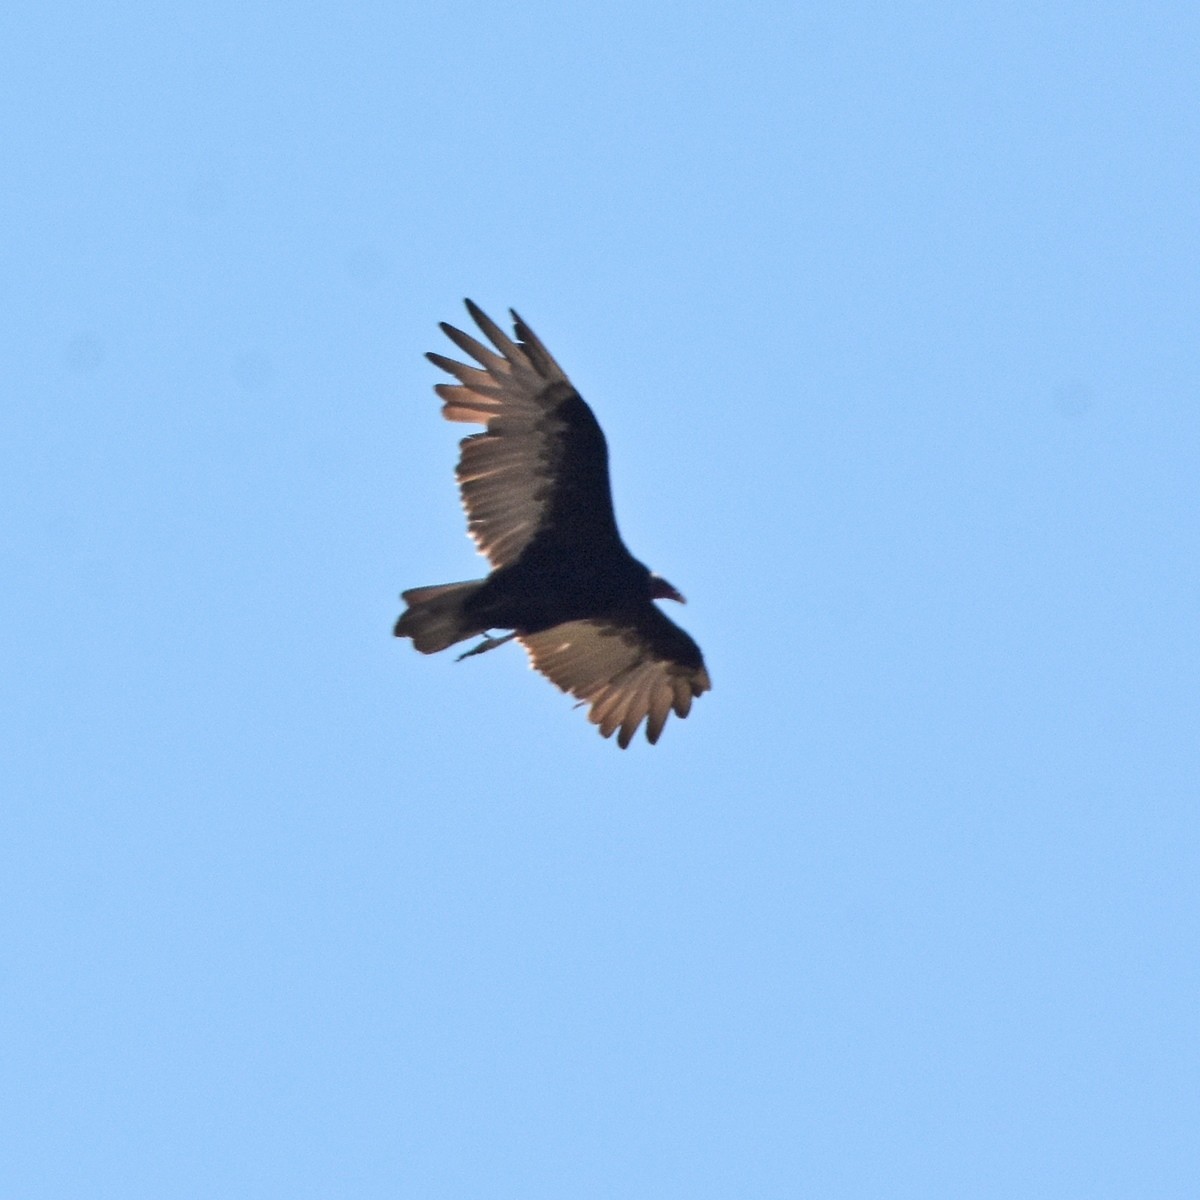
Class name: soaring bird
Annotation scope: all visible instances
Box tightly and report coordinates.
[395,301,710,748]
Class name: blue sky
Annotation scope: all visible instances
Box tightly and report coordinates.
[3,2,1197,1196]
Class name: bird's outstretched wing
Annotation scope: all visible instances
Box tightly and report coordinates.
[518,609,711,748]
[428,300,622,569]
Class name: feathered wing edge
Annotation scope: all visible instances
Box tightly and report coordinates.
[518,620,711,748]
[426,301,582,569]
[427,300,569,426]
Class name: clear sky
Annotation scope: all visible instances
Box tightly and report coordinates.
[3,2,1197,1196]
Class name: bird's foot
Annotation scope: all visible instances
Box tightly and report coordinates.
[456,632,517,661]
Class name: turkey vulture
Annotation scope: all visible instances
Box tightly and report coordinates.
[394,300,710,748]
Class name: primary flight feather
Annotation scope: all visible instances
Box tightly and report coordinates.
[394,301,710,748]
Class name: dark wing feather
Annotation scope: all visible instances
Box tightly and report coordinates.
[518,607,711,748]
[429,300,622,569]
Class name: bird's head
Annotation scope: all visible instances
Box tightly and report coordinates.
[649,573,686,604]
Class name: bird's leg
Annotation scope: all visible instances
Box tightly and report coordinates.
[456,631,517,661]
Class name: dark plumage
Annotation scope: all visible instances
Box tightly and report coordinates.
[394,301,710,747]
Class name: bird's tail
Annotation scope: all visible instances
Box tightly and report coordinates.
[394,579,487,654]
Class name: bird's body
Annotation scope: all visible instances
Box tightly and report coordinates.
[394,301,710,748]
